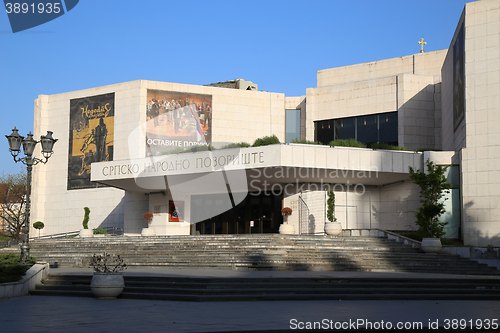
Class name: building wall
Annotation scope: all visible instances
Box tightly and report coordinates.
[459,0,500,246]
[31,81,141,236]
[397,73,441,150]
[31,80,286,236]
[307,50,446,150]
[283,184,420,235]
[317,50,446,88]
[144,81,286,145]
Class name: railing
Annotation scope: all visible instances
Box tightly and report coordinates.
[298,194,310,235]
[0,226,124,248]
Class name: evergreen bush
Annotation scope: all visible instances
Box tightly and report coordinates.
[409,159,451,238]
[82,207,90,229]
[326,190,337,223]
[291,138,321,145]
[328,138,367,148]
[252,135,280,147]
[371,143,410,151]
[93,228,108,235]
[0,253,36,283]
[33,221,44,230]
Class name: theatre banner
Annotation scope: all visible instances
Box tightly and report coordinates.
[68,93,115,190]
[146,90,212,156]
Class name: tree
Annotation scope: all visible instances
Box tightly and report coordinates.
[326,190,337,223]
[409,159,451,239]
[33,221,44,238]
[0,170,27,240]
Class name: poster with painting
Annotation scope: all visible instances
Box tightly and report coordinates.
[146,90,212,156]
[68,93,114,190]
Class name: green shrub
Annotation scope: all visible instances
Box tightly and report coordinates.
[252,135,280,147]
[329,138,367,148]
[326,190,337,223]
[370,143,410,151]
[0,253,36,283]
[220,142,251,149]
[291,139,321,145]
[93,228,108,235]
[82,207,90,229]
[161,145,212,155]
[188,145,212,152]
[33,221,44,230]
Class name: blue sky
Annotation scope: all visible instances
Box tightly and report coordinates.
[0,0,470,175]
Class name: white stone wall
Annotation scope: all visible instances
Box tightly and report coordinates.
[32,81,142,236]
[397,73,442,150]
[31,80,287,236]
[142,81,286,145]
[378,181,420,231]
[284,185,419,235]
[317,50,446,87]
[307,50,446,150]
[460,0,500,246]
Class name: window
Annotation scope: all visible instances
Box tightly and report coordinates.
[356,114,378,146]
[286,109,301,143]
[314,111,398,146]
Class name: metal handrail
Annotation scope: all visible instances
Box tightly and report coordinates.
[0,226,124,247]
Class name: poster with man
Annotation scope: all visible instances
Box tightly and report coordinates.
[68,93,115,190]
[146,90,212,156]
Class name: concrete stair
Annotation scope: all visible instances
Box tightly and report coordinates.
[29,234,500,301]
[29,234,500,275]
[31,275,500,301]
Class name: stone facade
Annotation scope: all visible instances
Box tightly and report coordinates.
[442,0,500,246]
[30,0,500,246]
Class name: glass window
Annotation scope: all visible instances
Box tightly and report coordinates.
[379,112,398,145]
[335,117,355,140]
[285,109,301,143]
[315,119,334,145]
[314,111,398,146]
[356,115,378,146]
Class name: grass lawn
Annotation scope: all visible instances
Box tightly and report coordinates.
[0,253,36,284]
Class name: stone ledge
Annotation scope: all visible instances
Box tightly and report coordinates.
[0,262,49,299]
[375,230,422,248]
[441,247,500,269]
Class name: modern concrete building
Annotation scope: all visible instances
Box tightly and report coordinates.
[30,0,499,246]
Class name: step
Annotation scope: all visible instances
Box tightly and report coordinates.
[31,275,500,301]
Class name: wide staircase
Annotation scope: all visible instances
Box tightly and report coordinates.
[29,234,500,301]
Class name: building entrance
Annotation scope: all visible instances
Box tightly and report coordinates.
[193,192,282,235]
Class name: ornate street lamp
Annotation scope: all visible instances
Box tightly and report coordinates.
[5,127,57,263]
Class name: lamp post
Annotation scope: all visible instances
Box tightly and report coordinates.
[5,127,57,263]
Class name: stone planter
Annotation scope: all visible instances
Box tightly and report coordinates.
[90,272,124,300]
[279,224,295,234]
[79,229,93,238]
[324,222,342,236]
[421,238,442,253]
[141,227,156,236]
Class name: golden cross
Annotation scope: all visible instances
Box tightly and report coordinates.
[418,38,427,53]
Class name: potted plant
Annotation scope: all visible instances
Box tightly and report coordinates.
[79,207,93,238]
[33,221,44,238]
[409,159,451,253]
[89,252,127,299]
[279,207,295,234]
[324,190,342,236]
[141,212,156,236]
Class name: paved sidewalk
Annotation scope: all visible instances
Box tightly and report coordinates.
[1,269,500,332]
